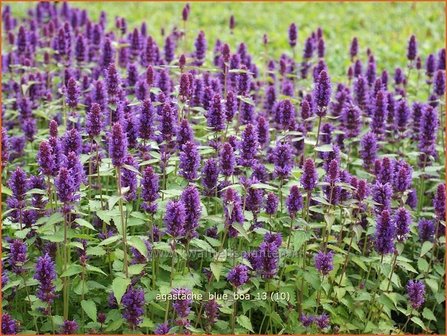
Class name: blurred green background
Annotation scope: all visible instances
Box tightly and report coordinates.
[5,2,445,77]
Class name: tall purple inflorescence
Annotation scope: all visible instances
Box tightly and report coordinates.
[300,158,318,192]
[313,70,332,116]
[286,185,303,217]
[164,200,186,238]
[109,122,128,167]
[406,280,425,309]
[122,286,145,328]
[179,141,201,182]
[314,251,334,275]
[34,253,57,303]
[374,209,396,255]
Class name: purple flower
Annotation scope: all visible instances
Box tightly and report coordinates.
[315,313,330,330]
[286,185,303,217]
[202,159,219,196]
[406,189,418,209]
[194,31,207,66]
[393,160,412,193]
[8,239,27,275]
[395,99,410,133]
[171,288,193,318]
[225,90,237,122]
[265,192,279,216]
[374,209,396,255]
[273,142,293,179]
[219,142,235,177]
[426,54,436,78]
[181,186,202,238]
[288,23,297,48]
[407,35,417,61]
[86,103,103,138]
[378,157,395,185]
[360,132,377,169]
[300,159,318,192]
[61,320,78,334]
[438,48,446,70]
[164,35,175,64]
[176,119,194,149]
[313,70,332,116]
[1,128,9,169]
[418,219,435,242]
[433,70,445,97]
[106,63,122,103]
[109,123,128,167]
[121,155,138,202]
[204,299,220,326]
[63,128,82,156]
[354,76,369,111]
[239,124,258,166]
[179,141,201,182]
[300,313,315,328]
[122,286,145,328]
[372,182,393,213]
[34,253,57,303]
[2,313,19,334]
[372,90,388,137]
[38,140,55,176]
[418,106,438,163]
[314,251,333,275]
[406,280,425,309]
[207,93,225,131]
[223,188,244,237]
[341,104,361,138]
[227,264,249,287]
[65,78,80,109]
[164,200,186,238]
[394,207,411,242]
[154,323,171,335]
[434,184,446,221]
[159,103,177,142]
[275,99,296,131]
[350,37,358,60]
[55,167,76,205]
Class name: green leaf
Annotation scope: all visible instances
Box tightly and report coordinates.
[190,238,215,252]
[411,316,425,330]
[98,235,121,246]
[293,231,308,251]
[128,236,149,257]
[232,223,250,241]
[236,315,254,332]
[61,265,83,278]
[417,258,429,273]
[420,241,433,257]
[81,300,97,322]
[128,264,145,275]
[210,262,222,281]
[86,246,106,256]
[42,230,64,243]
[74,218,96,231]
[106,318,123,332]
[422,307,436,321]
[108,195,121,210]
[112,277,131,304]
[425,278,438,293]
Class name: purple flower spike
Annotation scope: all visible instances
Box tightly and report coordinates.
[164,200,186,238]
[179,141,201,182]
[433,70,446,97]
[407,35,417,61]
[313,70,332,116]
[374,209,396,255]
[286,185,303,217]
[181,185,202,238]
[288,23,297,48]
[395,207,411,242]
[154,323,171,335]
[418,219,435,242]
[34,253,57,303]
[141,166,159,214]
[300,159,318,192]
[171,288,193,318]
[406,280,425,309]
[227,264,249,287]
[61,320,78,334]
[220,142,235,177]
[273,142,293,179]
[360,132,377,169]
[86,103,103,138]
[434,184,446,221]
[265,192,279,216]
[314,251,333,275]
[2,313,19,334]
[109,123,128,167]
[239,124,258,166]
[122,286,145,328]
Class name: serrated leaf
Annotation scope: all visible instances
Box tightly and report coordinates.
[81,299,97,322]
[98,235,121,246]
[112,277,131,304]
[236,315,254,332]
[191,238,215,252]
[128,236,149,257]
[420,241,433,257]
[210,262,222,281]
[411,316,425,330]
[61,265,83,278]
[75,218,96,230]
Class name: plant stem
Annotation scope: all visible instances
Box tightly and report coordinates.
[116,166,129,278]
